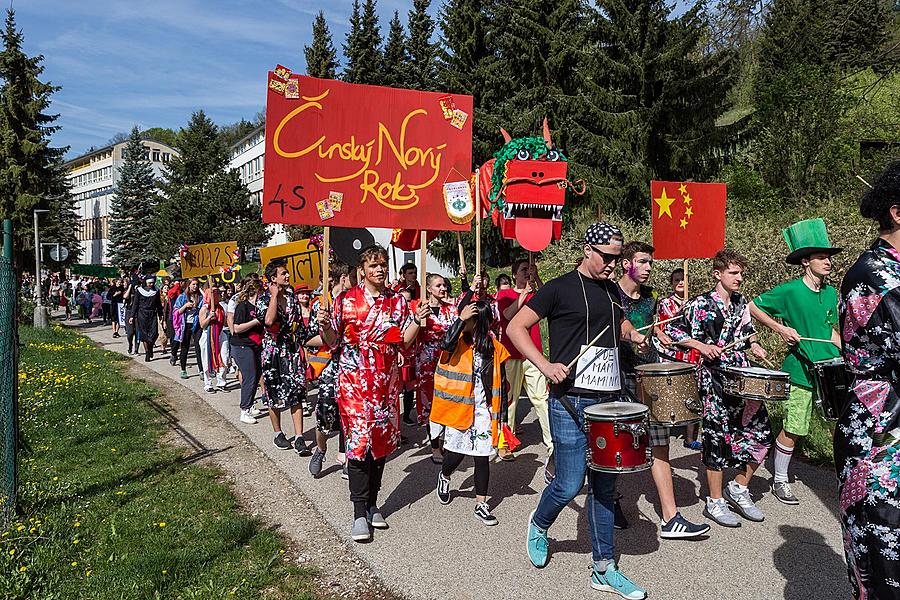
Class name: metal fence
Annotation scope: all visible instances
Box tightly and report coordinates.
[0,220,18,525]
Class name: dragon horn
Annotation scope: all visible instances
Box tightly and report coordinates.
[499,127,512,143]
[542,117,552,149]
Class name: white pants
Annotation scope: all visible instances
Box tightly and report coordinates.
[199,329,227,388]
[506,358,552,453]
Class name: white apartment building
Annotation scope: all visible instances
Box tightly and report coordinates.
[228,125,451,279]
[64,140,177,264]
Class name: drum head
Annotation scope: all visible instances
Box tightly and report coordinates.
[584,401,648,421]
[814,358,845,368]
[635,362,694,375]
[727,366,789,378]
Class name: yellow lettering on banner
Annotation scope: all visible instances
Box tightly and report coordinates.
[273,87,451,212]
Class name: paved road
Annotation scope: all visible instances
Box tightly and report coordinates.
[71,320,851,600]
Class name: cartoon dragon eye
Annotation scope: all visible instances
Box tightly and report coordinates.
[516,148,531,161]
[546,149,560,161]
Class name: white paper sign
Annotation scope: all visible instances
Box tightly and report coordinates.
[574,345,620,392]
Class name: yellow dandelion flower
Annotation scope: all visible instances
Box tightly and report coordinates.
[74,522,81,528]
[72,539,79,545]
[52,476,58,481]
[158,522,166,528]
[9,549,15,555]
[19,566,26,572]
[110,448,117,452]
[71,561,77,567]
[85,570,92,576]
[162,569,168,574]
[16,525,24,531]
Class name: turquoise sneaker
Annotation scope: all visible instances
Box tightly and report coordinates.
[526,510,549,568]
[590,563,647,599]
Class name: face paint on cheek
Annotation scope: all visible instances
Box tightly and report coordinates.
[626,265,638,280]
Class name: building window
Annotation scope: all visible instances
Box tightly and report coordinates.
[152,150,160,162]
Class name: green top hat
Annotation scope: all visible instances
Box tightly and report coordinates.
[782,218,842,265]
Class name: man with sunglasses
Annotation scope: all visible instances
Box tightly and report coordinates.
[507,222,649,600]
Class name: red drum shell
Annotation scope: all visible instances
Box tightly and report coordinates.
[584,402,651,473]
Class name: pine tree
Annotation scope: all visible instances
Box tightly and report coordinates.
[305,11,338,79]
[0,8,79,270]
[153,111,268,260]
[382,12,409,87]
[107,127,159,271]
[578,0,737,217]
[343,0,383,84]
[825,0,887,70]
[406,0,438,91]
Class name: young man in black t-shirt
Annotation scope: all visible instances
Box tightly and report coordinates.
[507,222,649,600]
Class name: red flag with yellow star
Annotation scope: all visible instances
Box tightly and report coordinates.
[650,181,726,259]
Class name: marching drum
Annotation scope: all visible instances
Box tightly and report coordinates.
[584,402,652,473]
[721,366,791,402]
[634,362,701,425]
[813,358,850,421]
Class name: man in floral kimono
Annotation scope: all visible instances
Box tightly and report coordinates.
[837,160,900,599]
[318,245,429,543]
[666,249,771,528]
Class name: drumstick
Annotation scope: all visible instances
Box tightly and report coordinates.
[566,325,611,370]
[721,334,754,352]
[634,314,681,333]
[798,336,835,343]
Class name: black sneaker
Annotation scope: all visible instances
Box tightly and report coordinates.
[474,502,498,526]
[436,472,451,505]
[309,447,325,477]
[273,432,291,450]
[659,512,711,539]
[294,436,312,456]
[169,355,177,366]
[614,499,629,530]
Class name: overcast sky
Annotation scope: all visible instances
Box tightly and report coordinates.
[19,0,431,158]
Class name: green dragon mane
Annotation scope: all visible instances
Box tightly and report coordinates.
[489,136,568,213]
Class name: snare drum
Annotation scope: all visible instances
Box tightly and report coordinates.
[813,358,849,421]
[721,366,791,402]
[634,362,701,425]
[584,402,652,473]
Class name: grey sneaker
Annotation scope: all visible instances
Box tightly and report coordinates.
[367,507,388,529]
[771,481,799,505]
[308,448,325,478]
[351,516,371,542]
[724,483,765,522]
[703,497,741,528]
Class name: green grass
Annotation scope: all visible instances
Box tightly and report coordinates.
[1,326,319,600]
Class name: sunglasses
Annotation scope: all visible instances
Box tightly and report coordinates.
[589,245,621,264]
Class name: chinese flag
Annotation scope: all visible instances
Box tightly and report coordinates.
[650,181,726,260]
[390,229,439,251]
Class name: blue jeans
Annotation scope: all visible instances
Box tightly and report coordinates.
[532,393,617,563]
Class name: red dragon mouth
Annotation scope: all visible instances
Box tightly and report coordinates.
[501,160,566,252]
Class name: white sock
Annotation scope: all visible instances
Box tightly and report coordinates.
[729,481,748,494]
[774,440,793,484]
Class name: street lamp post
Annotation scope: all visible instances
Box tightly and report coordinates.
[33,208,49,328]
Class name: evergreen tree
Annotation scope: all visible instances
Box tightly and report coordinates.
[0,8,78,269]
[305,11,338,79]
[751,0,851,201]
[406,0,438,91]
[382,12,409,87]
[107,127,159,271]
[343,0,383,84]
[153,111,268,260]
[825,0,887,70]
[578,0,737,218]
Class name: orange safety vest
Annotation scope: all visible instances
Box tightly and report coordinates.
[431,336,509,446]
[307,346,331,380]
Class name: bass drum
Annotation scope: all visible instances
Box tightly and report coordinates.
[584,402,652,473]
[813,358,850,421]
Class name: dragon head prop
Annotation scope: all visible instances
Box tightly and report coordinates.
[478,118,583,252]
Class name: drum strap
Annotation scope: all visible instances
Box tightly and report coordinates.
[556,396,586,432]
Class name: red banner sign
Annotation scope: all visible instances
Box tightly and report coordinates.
[263,75,473,231]
[651,181,727,259]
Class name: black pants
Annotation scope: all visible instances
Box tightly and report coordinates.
[348,451,386,519]
[179,328,201,371]
[402,390,414,419]
[442,451,490,497]
[231,343,261,410]
[125,318,136,351]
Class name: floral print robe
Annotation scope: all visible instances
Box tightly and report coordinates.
[311,297,340,434]
[666,289,772,470]
[837,238,900,599]
[256,289,314,410]
[332,284,411,461]
[414,300,459,424]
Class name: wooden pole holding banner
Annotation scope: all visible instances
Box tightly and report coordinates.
[475,167,482,277]
[682,259,689,303]
[322,227,331,308]
[419,231,428,302]
[456,231,466,275]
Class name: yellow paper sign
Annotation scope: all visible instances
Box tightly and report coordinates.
[258,239,323,290]
[180,241,238,278]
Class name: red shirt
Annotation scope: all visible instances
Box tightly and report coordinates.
[496,287,543,360]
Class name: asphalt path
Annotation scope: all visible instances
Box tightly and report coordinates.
[70,319,851,600]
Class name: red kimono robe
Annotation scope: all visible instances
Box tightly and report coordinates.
[333,284,412,461]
